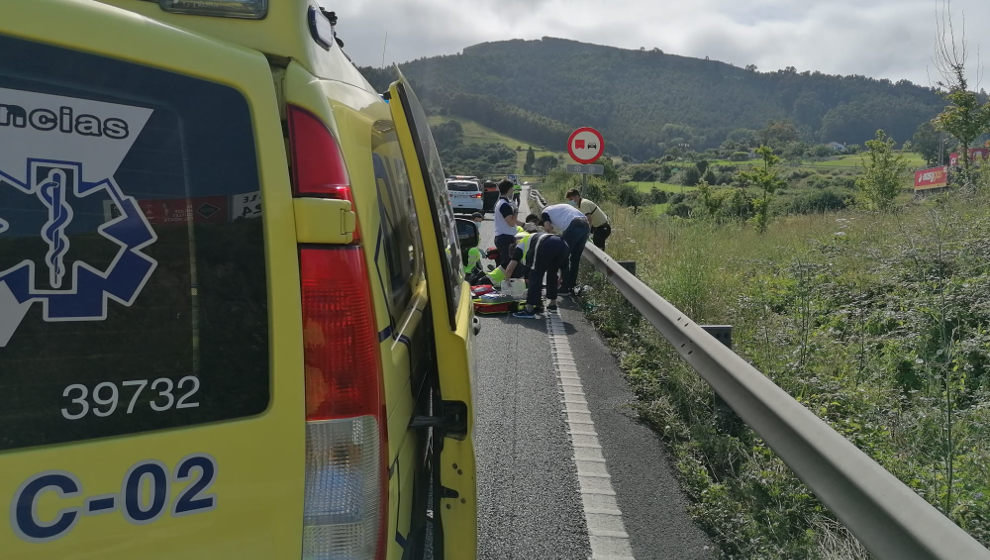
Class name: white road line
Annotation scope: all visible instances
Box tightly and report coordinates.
[547,312,635,560]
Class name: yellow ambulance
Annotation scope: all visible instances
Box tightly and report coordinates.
[0,1,477,558]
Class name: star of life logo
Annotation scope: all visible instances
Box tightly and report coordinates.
[0,88,154,347]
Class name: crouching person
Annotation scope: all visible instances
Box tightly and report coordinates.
[503,231,568,318]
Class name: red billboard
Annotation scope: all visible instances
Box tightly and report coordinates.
[948,147,989,167]
[914,166,948,190]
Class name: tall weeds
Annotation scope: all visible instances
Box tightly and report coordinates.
[576,191,990,557]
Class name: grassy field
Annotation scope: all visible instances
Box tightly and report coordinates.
[625,181,699,193]
[576,188,990,557]
[637,151,925,198]
[706,152,927,172]
[427,114,565,173]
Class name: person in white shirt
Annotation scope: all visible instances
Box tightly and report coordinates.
[492,179,519,268]
[539,203,590,295]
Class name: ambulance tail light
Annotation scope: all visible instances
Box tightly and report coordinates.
[287,104,360,241]
[300,247,387,559]
[471,193,482,198]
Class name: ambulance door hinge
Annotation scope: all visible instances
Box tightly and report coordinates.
[409,400,467,438]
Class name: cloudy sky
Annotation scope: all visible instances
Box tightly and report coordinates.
[335,0,990,88]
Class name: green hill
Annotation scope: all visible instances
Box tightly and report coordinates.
[427,115,563,174]
[361,38,946,161]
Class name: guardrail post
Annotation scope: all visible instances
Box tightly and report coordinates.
[700,325,743,437]
[617,261,636,276]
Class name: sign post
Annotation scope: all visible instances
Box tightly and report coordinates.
[567,127,605,191]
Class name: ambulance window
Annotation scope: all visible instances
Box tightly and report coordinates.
[372,126,423,314]
[0,35,269,451]
[393,82,463,328]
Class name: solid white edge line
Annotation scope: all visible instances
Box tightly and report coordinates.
[547,312,635,560]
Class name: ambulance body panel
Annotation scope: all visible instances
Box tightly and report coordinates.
[0,1,477,558]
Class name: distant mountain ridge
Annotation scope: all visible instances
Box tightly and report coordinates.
[360,37,944,159]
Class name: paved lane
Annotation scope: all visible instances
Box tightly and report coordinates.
[472,192,587,559]
[471,189,714,559]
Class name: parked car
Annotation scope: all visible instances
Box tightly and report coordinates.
[481,180,499,214]
[446,177,484,213]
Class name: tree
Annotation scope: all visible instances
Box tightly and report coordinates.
[737,145,785,232]
[855,129,908,212]
[696,180,723,220]
[934,81,990,184]
[759,120,798,147]
[932,5,990,186]
[432,120,464,152]
[533,155,559,175]
[912,121,949,166]
[600,157,619,184]
[524,146,536,174]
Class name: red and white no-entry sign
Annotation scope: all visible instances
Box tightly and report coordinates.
[567,127,604,164]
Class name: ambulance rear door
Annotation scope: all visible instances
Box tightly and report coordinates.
[0,1,304,558]
[386,76,478,558]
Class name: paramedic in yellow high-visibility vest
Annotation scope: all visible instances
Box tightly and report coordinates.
[463,212,485,283]
[512,181,522,205]
[566,188,611,250]
[503,231,568,319]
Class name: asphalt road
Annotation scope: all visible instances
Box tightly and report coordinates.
[471,191,715,559]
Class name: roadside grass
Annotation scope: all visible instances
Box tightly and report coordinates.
[576,190,990,557]
[647,203,669,216]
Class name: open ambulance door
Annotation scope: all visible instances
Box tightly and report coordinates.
[387,76,478,558]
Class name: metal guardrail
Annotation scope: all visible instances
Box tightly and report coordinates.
[529,189,990,560]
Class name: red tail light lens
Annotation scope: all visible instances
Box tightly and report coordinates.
[471,193,482,198]
[300,247,387,559]
[287,104,360,241]
[300,247,383,420]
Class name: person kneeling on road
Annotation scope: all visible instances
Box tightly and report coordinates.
[503,231,568,319]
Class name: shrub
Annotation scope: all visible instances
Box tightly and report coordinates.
[788,189,849,214]
[658,164,674,181]
[666,201,692,217]
[631,167,657,181]
[616,183,644,207]
[678,166,702,186]
[650,187,669,204]
[583,178,610,202]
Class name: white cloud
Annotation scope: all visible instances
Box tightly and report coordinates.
[336,0,990,87]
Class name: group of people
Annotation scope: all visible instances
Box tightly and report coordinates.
[482,178,612,319]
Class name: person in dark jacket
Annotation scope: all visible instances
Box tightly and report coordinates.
[503,231,568,318]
